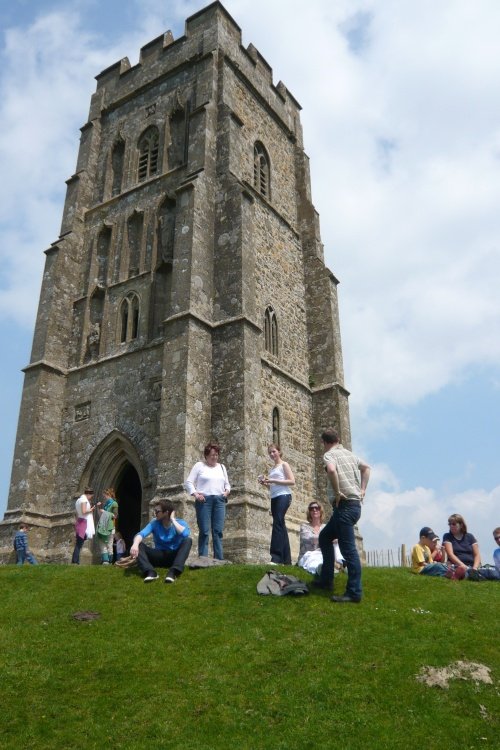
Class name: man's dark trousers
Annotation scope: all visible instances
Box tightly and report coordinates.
[319,499,362,600]
[137,537,192,577]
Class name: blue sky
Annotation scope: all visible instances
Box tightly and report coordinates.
[1,0,499,559]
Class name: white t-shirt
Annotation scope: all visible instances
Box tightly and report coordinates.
[268,463,291,499]
[75,494,95,539]
[185,462,230,497]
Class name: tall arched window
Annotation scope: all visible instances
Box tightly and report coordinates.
[131,295,139,339]
[127,211,144,277]
[111,138,125,196]
[254,141,270,198]
[272,407,280,446]
[120,292,140,343]
[168,108,186,169]
[96,226,111,286]
[264,306,278,356]
[157,196,176,264]
[120,300,128,343]
[138,126,159,182]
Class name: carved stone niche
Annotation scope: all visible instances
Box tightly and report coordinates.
[75,402,91,422]
[151,380,162,401]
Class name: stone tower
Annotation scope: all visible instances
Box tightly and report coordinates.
[0,2,352,563]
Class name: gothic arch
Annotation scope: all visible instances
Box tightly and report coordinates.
[96,225,112,286]
[272,406,280,446]
[83,430,145,493]
[264,305,278,356]
[119,291,141,343]
[157,195,176,265]
[111,137,126,196]
[78,421,156,490]
[127,210,144,277]
[81,430,146,549]
[85,286,105,361]
[138,125,160,181]
[254,141,270,198]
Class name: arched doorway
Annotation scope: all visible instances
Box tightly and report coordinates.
[83,430,147,556]
[115,463,142,550]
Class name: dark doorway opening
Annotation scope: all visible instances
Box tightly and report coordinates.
[115,463,142,551]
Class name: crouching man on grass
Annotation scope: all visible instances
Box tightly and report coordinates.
[130,500,192,583]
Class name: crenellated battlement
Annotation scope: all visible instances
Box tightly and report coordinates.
[90,2,301,126]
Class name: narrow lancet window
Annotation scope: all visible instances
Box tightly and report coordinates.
[138,126,159,181]
[264,306,278,356]
[120,292,140,343]
[272,407,280,446]
[254,142,270,198]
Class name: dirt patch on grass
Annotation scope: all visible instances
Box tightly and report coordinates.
[72,610,101,621]
[416,660,492,689]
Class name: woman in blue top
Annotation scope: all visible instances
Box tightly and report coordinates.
[260,444,295,565]
[443,513,481,573]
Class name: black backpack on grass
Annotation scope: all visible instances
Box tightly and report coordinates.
[257,571,309,596]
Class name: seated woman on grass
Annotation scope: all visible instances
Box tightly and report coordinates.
[443,514,480,578]
[443,518,500,581]
[297,502,344,576]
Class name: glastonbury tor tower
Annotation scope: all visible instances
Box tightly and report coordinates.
[0,2,354,563]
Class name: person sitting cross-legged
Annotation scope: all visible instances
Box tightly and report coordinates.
[130,500,192,583]
[411,527,450,577]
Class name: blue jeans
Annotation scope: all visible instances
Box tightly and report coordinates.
[468,567,500,581]
[270,494,292,564]
[421,563,448,576]
[195,495,226,559]
[16,550,37,565]
[319,499,362,599]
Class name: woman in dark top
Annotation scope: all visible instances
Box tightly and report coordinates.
[443,513,481,573]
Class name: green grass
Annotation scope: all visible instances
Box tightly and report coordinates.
[0,565,498,749]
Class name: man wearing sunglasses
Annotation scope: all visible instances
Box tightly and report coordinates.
[316,428,370,603]
[130,500,192,583]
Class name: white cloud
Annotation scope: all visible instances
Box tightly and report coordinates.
[0,4,191,326]
[362,467,500,563]
[0,12,100,324]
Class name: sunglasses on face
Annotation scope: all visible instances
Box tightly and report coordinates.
[154,509,163,515]
[309,506,320,511]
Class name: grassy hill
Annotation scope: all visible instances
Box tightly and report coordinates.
[1,564,498,749]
